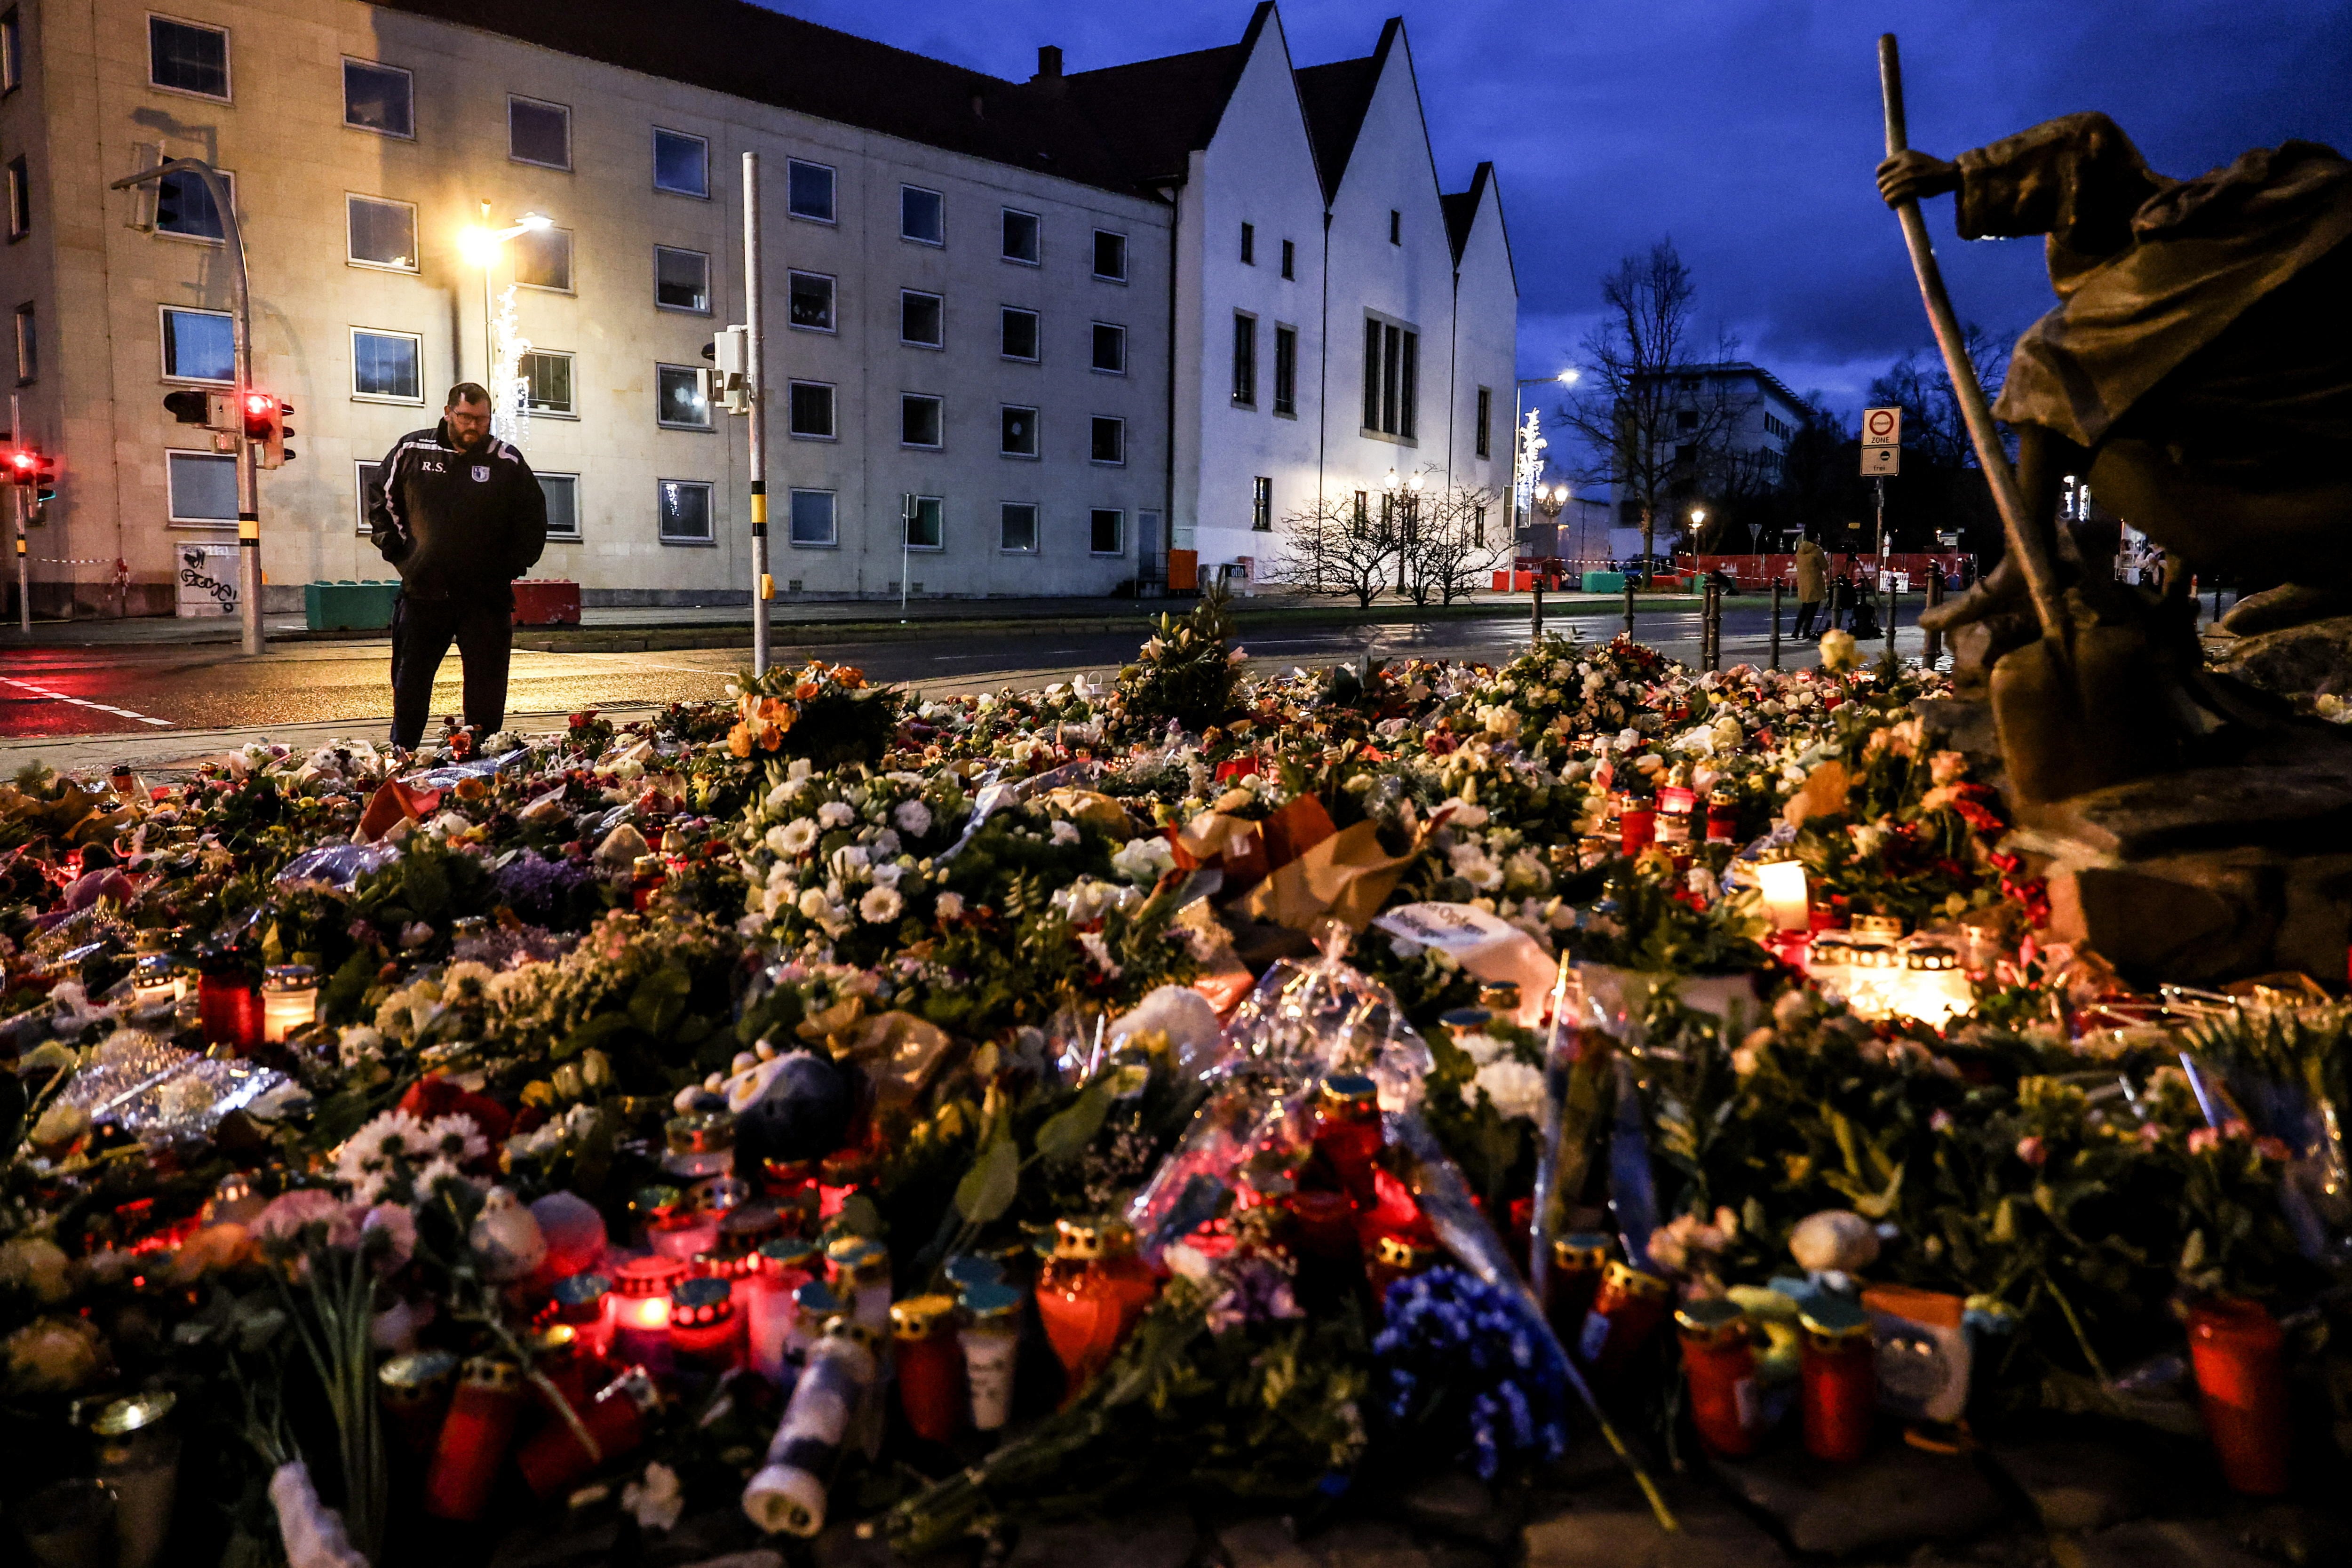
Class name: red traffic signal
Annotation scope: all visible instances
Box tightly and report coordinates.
[6,449,36,483]
[241,391,296,469]
[241,391,278,438]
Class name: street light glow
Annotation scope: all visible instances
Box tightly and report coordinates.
[1382,468,1399,493]
[519,212,553,231]
[458,225,497,267]
[1558,368,1579,384]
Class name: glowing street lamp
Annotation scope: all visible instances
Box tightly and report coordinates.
[460,208,553,390]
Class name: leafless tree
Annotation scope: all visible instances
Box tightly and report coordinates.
[1553,239,1756,565]
[1866,323,2012,469]
[1400,475,1508,606]
[1262,491,1398,609]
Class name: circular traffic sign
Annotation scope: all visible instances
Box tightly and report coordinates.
[1864,407,1899,441]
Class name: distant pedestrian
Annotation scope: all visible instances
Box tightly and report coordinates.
[1793,536,1828,637]
[366,383,547,751]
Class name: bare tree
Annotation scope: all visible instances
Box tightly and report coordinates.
[1262,492,1397,608]
[1866,323,2011,470]
[1553,239,1755,565]
[1400,474,1508,605]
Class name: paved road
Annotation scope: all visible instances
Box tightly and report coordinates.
[0,604,1934,761]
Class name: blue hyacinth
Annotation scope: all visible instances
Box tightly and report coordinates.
[1373,1266,1571,1480]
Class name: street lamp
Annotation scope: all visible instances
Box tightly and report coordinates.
[459,207,553,397]
[1512,369,1578,533]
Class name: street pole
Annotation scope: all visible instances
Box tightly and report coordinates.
[479,201,495,392]
[1923,571,1944,667]
[11,390,24,634]
[1531,576,1544,640]
[1769,579,1782,670]
[1622,578,1636,639]
[743,152,771,677]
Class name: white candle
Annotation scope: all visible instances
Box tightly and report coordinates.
[261,965,318,1043]
[1756,860,1810,931]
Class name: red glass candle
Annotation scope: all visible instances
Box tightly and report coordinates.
[197,969,263,1054]
[891,1293,965,1444]
[1799,1297,1876,1463]
[1547,1234,1612,1344]
[515,1368,658,1500]
[1036,1218,1157,1406]
[2187,1297,2291,1495]
[630,854,667,912]
[1579,1261,1669,1377]
[609,1255,687,1374]
[1678,1298,1762,1457]
[1618,804,1656,855]
[1365,1233,1441,1305]
[1288,1189,1360,1263]
[528,1324,596,1417]
[423,1357,525,1521]
[547,1273,612,1361]
[668,1276,740,1372]
[1312,1073,1384,1207]
[377,1349,457,1456]
[1705,790,1739,844]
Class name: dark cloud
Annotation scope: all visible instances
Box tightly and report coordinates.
[769,0,2352,401]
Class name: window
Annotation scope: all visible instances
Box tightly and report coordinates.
[1090,322,1126,375]
[1473,504,1487,546]
[1090,509,1123,555]
[1,9,20,95]
[519,350,574,415]
[346,195,416,270]
[509,96,570,169]
[166,450,236,521]
[787,159,835,222]
[1676,408,1698,431]
[11,301,30,382]
[1001,208,1039,264]
[900,185,943,245]
[351,328,421,402]
[1251,476,1272,532]
[353,460,380,533]
[1231,312,1256,406]
[1475,386,1493,458]
[901,393,942,448]
[788,489,836,547]
[658,479,713,543]
[1240,222,1255,265]
[539,473,580,540]
[157,169,230,241]
[6,156,25,239]
[1090,415,1124,465]
[787,380,835,438]
[899,289,943,348]
[1353,491,1368,527]
[1361,317,1418,439]
[1280,239,1295,280]
[513,226,573,292]
[160,307,232,382]
[1388,208,1401,245]
[657,363,710,429]
[654,246,709,313]
[999,502,1037,552]
[1000,307,1039,362]
[787,271,834,332]
[903,494,943,550]
[1000,405,1037,458]
[1092,229,1126,281]
[652,128,708,198]
[149,17,228,100]
[343,60,413,137]
[1272,325,1296,416]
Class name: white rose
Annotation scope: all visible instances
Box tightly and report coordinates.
[1110,834,1177,885]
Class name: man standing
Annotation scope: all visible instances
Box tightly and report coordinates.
[366,383,547,751]
[1793,534,1828,637]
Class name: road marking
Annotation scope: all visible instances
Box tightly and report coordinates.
[0,677,174,727]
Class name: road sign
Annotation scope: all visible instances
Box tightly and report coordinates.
[1862,406,1901,447]
[1861,444,1900,477]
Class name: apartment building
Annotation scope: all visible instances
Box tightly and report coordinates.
[0,0,1511,615]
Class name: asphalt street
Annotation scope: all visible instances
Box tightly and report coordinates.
[0,603,1931,763]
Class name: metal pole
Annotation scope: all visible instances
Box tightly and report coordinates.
[743,151,771,677]
[1769,579,1782,670]
[1924,569,1944,667]
[1531,575,1544,640]
[1622,577,1635,639]
[479,201,494,392]
[10,390,24,634]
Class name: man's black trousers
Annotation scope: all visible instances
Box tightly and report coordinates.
[390,593,512,750]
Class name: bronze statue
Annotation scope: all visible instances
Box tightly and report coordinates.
[1875,109,2352,799]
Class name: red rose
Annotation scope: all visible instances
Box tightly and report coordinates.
[398,1074,512,1151]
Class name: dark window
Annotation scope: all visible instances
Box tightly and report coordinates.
[653,128,708,197]
[159,170,229,241]
[1231,312,1255,406]
[1250,476,1272,533]
[1677,408,1698,431]
[343,60,413,136]
[904,494,943,550]
[900,290,943,347]
[1000,307,1039,361]
[1000,404,1037,457]
[1473,505,1487,545]
[1475,387,1492,457]
[1090,509,1122,554]
[1,10,22,95]
[789,489,836,546]
[787,380,835,438]
[1090,322,1125,374]
[539,474,580,539]
[513,227,573,291]
[1352,491,1368,527]
[5,156,25,239]
[1091,229,1126,281]
[352,329,421,401]
[508,97,571,169]
[1388,208,1401,244]
[1000,502,1037,552]
[149,17,228,99]
[1090,415,1124,464]
[1001,208,1040,263]
[1280,238,1295,280]
[161,307,233,382]
[659,479,713,543]
[1674,443,1696,468]
[166,452,234,520]
[656,363,710,428]
[1362,318,1418,439]
[1272,325,1296,416]
[345,195,415,269]
[901,394,943,447]
[519,350,573,414]
[654,246,709,312]
[1240,222,1255,264]
[787,271,834,331]
[787,159,835,222]
[900,185,944,244]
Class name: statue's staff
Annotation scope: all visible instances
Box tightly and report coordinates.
[1876,34,2069,650]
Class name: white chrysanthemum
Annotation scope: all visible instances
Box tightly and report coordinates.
[778,818,819,854]
[1049,818,1081,847]
[893,798,933,836]
[859,885,904,923]
[796,887,831,920]
[818,800,855,828]
[1452,1031,1508,1067]
[1468,1059,1546,1122]
[424,1113,491,1165]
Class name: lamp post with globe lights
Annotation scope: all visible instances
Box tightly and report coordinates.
[1513,369,1578,535]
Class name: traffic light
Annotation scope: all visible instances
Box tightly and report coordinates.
[241,391,295,469]
[701,328,751,415]
[163,389,210,425]
[6,448,35,485]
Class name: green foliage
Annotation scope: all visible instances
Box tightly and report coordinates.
[1112,587,1244,738]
